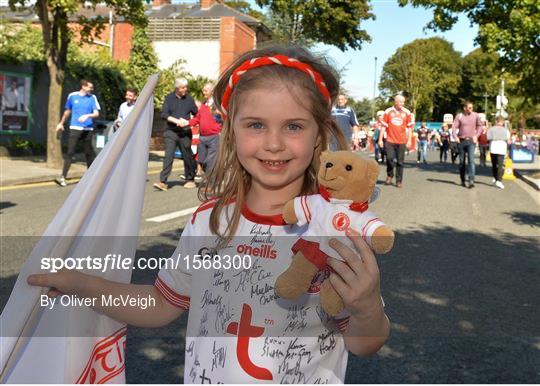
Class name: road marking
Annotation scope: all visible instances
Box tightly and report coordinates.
[146,206,199,223]
[0,168,182,192]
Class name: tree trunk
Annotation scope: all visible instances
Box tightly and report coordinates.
[46,59,64,169]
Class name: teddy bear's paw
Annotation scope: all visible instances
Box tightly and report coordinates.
[274,275,311,299]
[320,279,345,317]
[371,226,395,254]
[274,253,319,299]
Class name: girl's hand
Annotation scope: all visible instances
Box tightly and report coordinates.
[27,269,88,298]
[327,228,383,318]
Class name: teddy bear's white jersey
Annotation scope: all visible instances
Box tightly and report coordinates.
[155,201,351,384]
[293,194,386,261]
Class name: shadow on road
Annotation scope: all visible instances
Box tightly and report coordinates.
[346,225,539,383]
[504,211,540,228]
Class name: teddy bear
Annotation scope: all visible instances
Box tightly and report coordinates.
[274,150,395,316]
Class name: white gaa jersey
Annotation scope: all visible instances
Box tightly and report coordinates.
[293,195,386,260]
[155,200,351,383]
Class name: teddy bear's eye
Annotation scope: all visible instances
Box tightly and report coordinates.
[345,165,353,171]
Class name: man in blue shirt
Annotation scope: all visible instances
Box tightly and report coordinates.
[55,79,100,187]
[331,94,359,149]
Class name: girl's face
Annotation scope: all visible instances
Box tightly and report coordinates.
[233,85,320,199]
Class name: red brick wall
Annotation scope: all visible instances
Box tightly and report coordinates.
[47,22,132,62]
[219,17,256,74]
[112,23,134,62]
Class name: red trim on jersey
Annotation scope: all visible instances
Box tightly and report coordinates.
[292,238,329,270]
[300,196,311,223]
[241,203,286,226]
[191,198,219,224]
[154,277,190,310]
[361,217,381,238]
[335,316,350,333]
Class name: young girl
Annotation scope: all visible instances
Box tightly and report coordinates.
[28,45,390,383]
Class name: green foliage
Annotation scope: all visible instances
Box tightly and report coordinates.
[224,1,265,20]
[379,37,462,120]
[348,97,375,124]
[125,26,159,93]
[0,23,44,63]
[460,48,500,115]
[255,0,374,50]
[400,0,540,103]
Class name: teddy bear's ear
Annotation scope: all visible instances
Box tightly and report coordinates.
[366,160,380,188]
[320,151,329,161]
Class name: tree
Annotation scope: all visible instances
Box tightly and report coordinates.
[7,0,146,168]
[224,1,265,20]
[126,26,159,95]
[348,97,374,124]
[379,37,462,120]
[460,48,500,116]
[399,0,540,103]
[255,0,375,50]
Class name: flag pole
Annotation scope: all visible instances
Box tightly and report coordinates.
[0,74,160,382]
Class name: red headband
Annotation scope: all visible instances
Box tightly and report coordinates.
[220,54,332,114]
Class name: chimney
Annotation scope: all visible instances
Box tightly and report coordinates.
[201,0,217,10]
[153,0,170,7]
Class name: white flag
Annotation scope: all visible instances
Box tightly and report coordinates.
[0,74,159,383]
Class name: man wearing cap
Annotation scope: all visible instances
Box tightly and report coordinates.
[452,101,484,188]
[154,78,198,191]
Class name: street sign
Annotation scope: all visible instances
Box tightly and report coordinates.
[443,114,453,124]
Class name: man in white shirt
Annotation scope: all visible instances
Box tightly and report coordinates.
[113,88,138,132]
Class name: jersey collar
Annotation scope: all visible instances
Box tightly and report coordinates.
[319,186,369,213]
[241,203,286,226]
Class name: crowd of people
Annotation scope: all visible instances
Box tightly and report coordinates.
[330,95,537,190]
[54,77,537,193]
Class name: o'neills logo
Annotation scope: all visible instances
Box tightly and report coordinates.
[237,244,277,259]
[76,327,126,384]
[332,212,350,231]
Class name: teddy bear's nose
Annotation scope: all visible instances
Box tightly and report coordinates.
[325,162,333,169]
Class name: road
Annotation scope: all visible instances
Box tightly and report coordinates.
[1,151,539,383]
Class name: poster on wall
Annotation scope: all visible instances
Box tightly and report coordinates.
[0,72,32,133]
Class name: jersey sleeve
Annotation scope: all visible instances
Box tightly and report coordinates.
[154,219,196,310]
[292,195,321,226]
[65,95,73,110]
[359,212,386,246]
[407,112,415,128]
[92,95,101,111]
[380,111,389,128]
[349,108,359,127]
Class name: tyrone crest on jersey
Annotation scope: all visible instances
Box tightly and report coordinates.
[332,212,350,231]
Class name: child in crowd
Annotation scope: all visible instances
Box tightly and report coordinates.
[28,45,390,383]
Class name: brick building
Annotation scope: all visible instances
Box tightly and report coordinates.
[2,0,271,79]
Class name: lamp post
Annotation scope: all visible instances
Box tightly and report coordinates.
[372,56,378,121]
[483,93,488,116]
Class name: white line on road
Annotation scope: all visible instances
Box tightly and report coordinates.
[146,206,199,223]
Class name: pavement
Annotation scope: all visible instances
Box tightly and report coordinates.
[1,150,538,190]
[0,151,183,188]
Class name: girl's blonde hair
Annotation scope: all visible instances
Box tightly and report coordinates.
[199,44,347,244]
